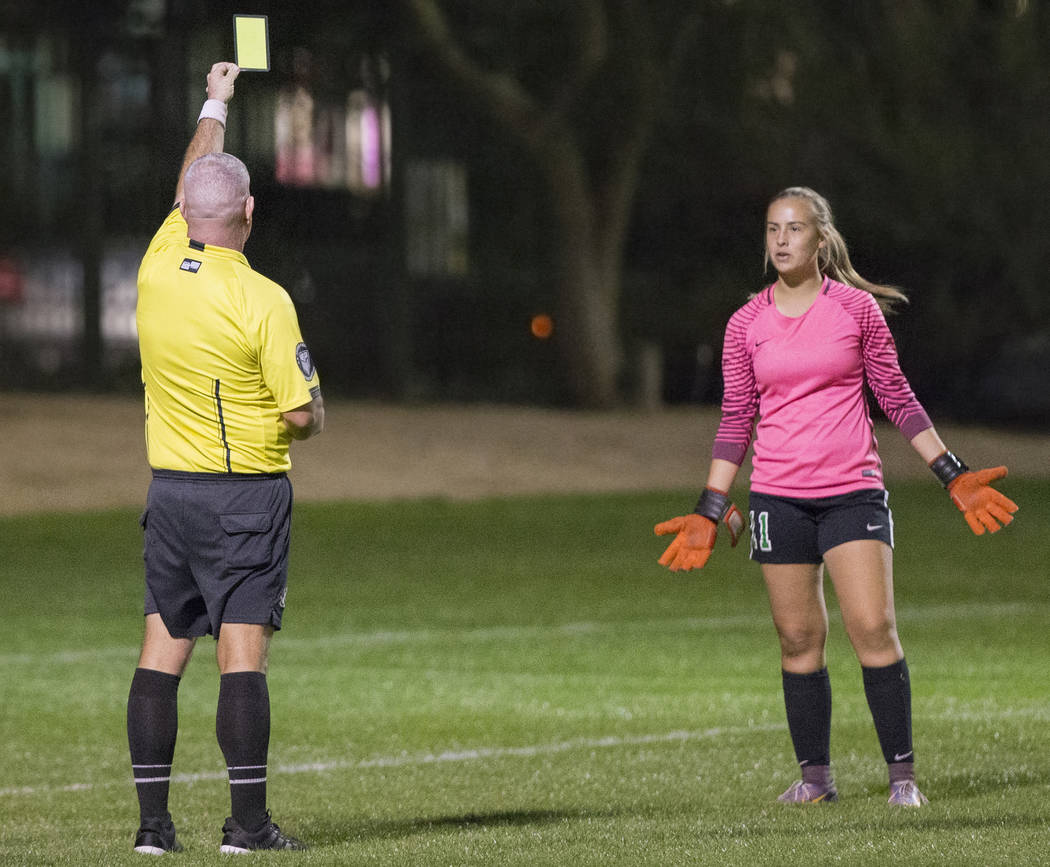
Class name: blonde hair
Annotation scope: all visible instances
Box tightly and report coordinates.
[765,186,907,312]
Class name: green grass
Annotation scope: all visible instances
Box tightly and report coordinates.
[1,481,1048,865]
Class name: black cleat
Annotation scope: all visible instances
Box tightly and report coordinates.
[219,812,307,853]
[134,815,183,855]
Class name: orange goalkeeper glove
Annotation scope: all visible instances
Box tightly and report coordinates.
[929,451,1018,535]
[654,487,745,571]
[948,467,1018,535]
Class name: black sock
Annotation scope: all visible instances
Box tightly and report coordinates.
[216,671,270,831]
[782,668,832,769]
[127,667,181,824]
[862,658,914,766]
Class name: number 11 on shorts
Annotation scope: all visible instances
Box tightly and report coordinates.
[750,510,772,554]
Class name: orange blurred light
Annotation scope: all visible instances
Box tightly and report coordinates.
[530,313,554,339]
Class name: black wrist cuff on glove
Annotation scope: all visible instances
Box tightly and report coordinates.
[929,450,969,488]
[694,488,730,523]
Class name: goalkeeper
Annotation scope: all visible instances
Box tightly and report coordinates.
[655,187,1017,808]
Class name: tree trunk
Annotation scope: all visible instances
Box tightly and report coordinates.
[554,244,622,408]
[538,125,633,408]
[401,0,656,407]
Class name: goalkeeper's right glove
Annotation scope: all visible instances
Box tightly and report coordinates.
[929,451,1019,535]
[654,487,745,571]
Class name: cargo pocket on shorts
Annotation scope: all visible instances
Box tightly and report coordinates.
[219,511,274,571]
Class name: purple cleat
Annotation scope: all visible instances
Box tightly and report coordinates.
[777,779,839,804]
[888,779,929,807]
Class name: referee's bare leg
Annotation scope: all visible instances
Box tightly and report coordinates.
[138,613,197,675]
[127,615,196,853]
[216,622,273,674]
[212,621,277,843]
[129,616,276,844]
[134,615,273,674]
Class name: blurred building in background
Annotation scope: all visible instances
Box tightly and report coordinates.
[0,0,568,404]
[0,0,571,403]
[3,4,397,395]
[2,1,1049,419]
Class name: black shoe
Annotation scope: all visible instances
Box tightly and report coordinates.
[134,815,183,855]
[219,812,307,853]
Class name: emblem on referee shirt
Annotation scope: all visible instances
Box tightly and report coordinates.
[295,342,316,380]
[180,258,202,273]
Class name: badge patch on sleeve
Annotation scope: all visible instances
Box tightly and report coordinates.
[295,342,316,380]
[180,258,202,273]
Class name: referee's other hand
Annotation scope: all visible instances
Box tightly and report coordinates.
[207,62,240,104]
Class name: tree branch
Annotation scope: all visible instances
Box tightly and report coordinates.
[591,0,662,260]
[403,0,546,147]
[541,0,609,129]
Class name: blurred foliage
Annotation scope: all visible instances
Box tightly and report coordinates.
[2,0,1048,414]
[632,0,1050,411]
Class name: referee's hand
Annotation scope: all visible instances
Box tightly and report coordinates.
[654,513,718,571]
[207,62,240,104]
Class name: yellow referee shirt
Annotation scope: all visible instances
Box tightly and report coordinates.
[137,207,320,473]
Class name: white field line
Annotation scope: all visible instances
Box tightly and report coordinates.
[0,724,784,798]
[3,703,1050,800]
[1,601,1040,668]
[277,601,1042,654]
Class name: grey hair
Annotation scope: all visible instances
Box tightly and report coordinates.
[766,186,907,312]
[183,152,251,222]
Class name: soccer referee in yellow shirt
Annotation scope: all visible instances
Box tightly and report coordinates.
[127,61,323,855]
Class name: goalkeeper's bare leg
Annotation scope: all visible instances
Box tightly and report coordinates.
[825,540,927,805]
[762,561,838,803]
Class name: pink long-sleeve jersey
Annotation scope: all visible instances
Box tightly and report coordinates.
[712,277,932,497]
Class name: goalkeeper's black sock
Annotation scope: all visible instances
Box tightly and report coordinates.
[127,667,181,823]
[889,761,916,785]
[782,667,832,768]
[216,671,270,832]
[862,658,914,767]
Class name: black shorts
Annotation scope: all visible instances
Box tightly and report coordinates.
[141,470,293,639]
[748,489,893,564]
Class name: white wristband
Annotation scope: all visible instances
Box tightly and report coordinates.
[198,98,228,127]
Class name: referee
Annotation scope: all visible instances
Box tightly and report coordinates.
[127,62,323,855]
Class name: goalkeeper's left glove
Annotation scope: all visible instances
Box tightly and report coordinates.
[929,451,1019,535]
[654,487,745,571]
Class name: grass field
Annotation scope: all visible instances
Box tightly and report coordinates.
[2,481,1048,865]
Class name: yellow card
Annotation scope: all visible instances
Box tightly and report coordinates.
[233,15,270,71]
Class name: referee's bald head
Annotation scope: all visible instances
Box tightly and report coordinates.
[183,153,251,224]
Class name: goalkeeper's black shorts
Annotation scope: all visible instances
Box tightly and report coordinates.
[747,488,893,564]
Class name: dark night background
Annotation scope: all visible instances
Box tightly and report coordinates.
[2,0,1048,423]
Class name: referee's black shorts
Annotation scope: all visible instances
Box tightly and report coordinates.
[747,488,894,564]
[141,470,293,639]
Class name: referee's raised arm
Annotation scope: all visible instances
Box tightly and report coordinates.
[173,62,240,206]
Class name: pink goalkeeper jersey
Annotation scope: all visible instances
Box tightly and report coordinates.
[712,277,932,497]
